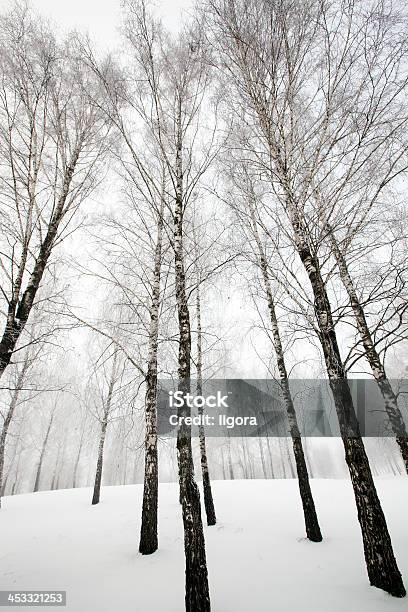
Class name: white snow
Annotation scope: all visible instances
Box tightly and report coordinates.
[1,478,408,611]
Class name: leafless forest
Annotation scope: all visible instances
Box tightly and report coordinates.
[0,0,408,610]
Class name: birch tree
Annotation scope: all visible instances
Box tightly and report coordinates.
[318,202,408,471]
[0,2,111,379]
[121,2,215,607]
[33,402,56,492]
[138,193,165,552]
[74,26,173,553]
[208,0,406,597]
[225,165,322,541]
[90,347,121,505]
[192,221,216,526]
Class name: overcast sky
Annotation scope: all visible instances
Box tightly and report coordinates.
[11,0,192,49]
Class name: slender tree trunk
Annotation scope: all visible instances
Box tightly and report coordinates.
[240,437,249,478]
[195,275,216,526]
[262,412,275,478]
[227,433,234,480]
[278,435,287,478]
[324,220,408,473]
[285,436,296,479]
[11,446,24,496]
[248,439,255,478]
[92,350,118,506]
[249,199,322,541]
[238,450,247,479]
[51,447,60,491]
[287,195,405,596]
[92,417,108,505]
[139,199,164,555]
[52,437,66,491]
[72,431,85,489]
[0,360,30,507]
[0,411,15,506]
[33,412,54,493]
[220,447,227,480]
[122,447,128,485]
[258,437,268,478]
[1,436,18,497]
[173,110,210,612]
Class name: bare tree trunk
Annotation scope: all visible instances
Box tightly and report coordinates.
[284,437,296,479]
[238,447,247,479]
[249,198,322,541]
[220,446,227,480]
[262,412,275,478]
[72,430,85,489]
[139,199,164,555]
[33,411,54,493]
[11,445,24,496]
[325,221,408,473]
[196,276,216,526]
[258,437,268,479]
[288,199,405,596]
[0,408,16,505]
[227,433,234,480]
[239,436,249,478]
[52,435,66,491]
[92,350,118,506]
[92,417,108,505]
[173,112,210,612]
[51,445,61,491]
[246,438,255,478]
[0,359,30,507]
[1,436,18,497]
[278,436,287,478]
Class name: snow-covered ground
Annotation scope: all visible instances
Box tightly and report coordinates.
[0,478,407,611]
